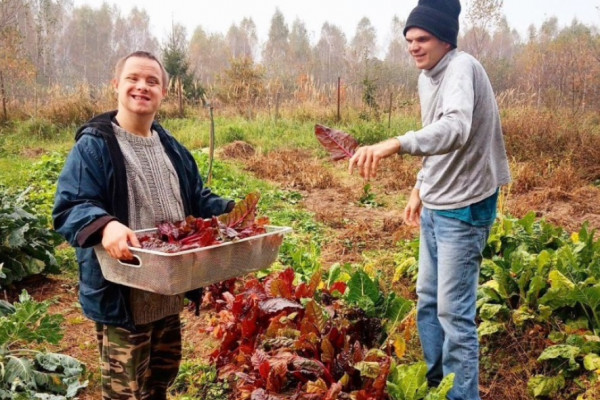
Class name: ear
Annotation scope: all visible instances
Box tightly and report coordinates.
[112,79,119,92]
[162,86,167,97]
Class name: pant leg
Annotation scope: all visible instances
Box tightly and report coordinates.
[95,322,152,400]
[434,213,490,400]
[144,314,182,400]
[416,207,445,386]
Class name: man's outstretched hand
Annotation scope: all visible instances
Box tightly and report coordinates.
[348,138,401,180]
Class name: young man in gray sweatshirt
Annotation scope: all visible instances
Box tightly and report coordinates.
[348,1,510,399]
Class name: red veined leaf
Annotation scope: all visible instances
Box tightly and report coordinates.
[255,216,270,227]
[265,313,289,338]
[241,304,259,338]
[278,268,296,288]
[295,283,311,299]
[371,357,391,395]
[330,281,347,295]
[296,270,322,299]
[245,278,266,294]
[250,388,286,400]
[304,300,327,333]
[294,332,319,356]
[355,389,375,400]
[306,378,328,394]
[327,327,346,350]
[266,362,288,392]
[218,192,260,229]
[239,344,255,355]
[258,361,271,380]
[321,337,335,363]
[352,341,365,363]
[314,124,359,161]
[291,356,332,384]
[267,278,294,299]
[324,382,343,400]
[300,316,321,337]
[259,298,303,315]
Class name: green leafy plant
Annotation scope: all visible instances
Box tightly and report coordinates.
[170,362,230,400]
[359,183,385,208]
[0,189,62,287]
[0,290,87,399]
[23,152,66,220]
[387,361,454,400]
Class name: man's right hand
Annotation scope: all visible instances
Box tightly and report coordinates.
[403,188,422,227]
[348,138,401,180]
[101,220,140,260]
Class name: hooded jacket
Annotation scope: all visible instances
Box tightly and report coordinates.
[53,110,232,329]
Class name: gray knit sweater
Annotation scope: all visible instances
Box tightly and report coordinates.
[114,123,186,325]
[397,49,511,210]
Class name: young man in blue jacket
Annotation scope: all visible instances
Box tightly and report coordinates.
[348,1,511,399]
[53,51,233,400]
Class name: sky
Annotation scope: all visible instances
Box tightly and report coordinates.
[73,0,600,46]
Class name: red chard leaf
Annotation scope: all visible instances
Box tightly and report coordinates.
[259,298,303,315]
[314,124,359,161]
[219,192,260,229]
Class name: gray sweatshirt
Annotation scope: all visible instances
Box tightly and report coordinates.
[397,49,511,210]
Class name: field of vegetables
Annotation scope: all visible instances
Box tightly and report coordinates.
[2,113,600,399]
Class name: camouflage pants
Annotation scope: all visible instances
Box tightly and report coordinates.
[95,314,182,400]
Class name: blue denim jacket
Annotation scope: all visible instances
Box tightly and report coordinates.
[53,111,232,329]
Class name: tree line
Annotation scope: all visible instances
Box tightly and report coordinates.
[1,0,599,121]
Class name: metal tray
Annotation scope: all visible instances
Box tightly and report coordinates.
[94,225,292,295]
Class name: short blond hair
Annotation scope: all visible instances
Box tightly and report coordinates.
[114,51,169,87]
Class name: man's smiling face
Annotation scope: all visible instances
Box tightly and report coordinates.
[405,27,452,70]
[113,56,166,118]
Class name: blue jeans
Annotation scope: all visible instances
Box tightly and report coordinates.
[416,208,491,400]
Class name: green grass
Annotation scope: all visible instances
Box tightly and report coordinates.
[162,114,421,153]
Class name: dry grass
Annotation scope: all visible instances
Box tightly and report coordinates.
[503,107,600,184]
[219,140,256,160]
[244,149,334,190]
[480,323,551,400]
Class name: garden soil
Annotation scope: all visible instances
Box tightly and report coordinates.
[9,146,600,399]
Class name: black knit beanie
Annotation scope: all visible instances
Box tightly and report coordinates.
[403,0,461,48]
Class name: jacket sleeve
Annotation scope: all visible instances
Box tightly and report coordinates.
[53,135,117,248]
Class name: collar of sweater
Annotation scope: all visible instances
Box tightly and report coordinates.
[423,49,458,82]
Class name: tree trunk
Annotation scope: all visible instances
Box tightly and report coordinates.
[178,77,184,117]
[207,104,215,185]
[0,70,7,122]
[337,76,341,122]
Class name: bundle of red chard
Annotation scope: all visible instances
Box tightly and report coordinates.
[137,192,269,253]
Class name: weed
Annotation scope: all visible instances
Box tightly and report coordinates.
[170,362,230,400]
[359,183,385,208]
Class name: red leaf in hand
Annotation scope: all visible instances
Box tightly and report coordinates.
[315,124,359,161]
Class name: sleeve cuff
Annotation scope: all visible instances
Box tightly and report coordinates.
[396,131,416,154]
[77,215,118,248]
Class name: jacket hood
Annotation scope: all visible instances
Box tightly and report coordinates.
[75,110,118,141]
